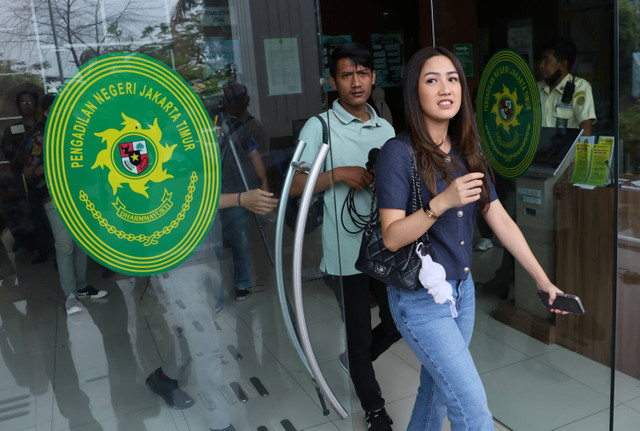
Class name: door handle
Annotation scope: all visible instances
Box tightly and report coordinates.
[274,140,313,376]
[291,142,348,419]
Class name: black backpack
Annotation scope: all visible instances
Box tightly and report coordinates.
[284,115,327,233]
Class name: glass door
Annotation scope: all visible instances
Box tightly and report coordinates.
[0,0,352,430]
[446,1,622,430]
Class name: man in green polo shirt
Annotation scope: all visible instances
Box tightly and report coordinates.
[291,42,399,431]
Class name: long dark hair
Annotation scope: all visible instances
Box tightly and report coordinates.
[403,46,491,212]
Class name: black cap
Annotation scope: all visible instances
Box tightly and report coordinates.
[223,82,248,105]
[41,94,55,111]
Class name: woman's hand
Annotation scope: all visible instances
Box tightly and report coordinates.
[537,281,568,315]
[430,172,484,214]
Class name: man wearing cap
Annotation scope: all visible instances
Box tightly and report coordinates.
[223,82,271,156]
[216,82,270,301]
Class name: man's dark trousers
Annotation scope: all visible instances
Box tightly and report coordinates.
[326,273,402,411]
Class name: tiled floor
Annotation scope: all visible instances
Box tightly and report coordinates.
[0,231,639,430]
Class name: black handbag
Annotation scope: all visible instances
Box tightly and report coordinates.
[285,114,326,233]
[355,139,431,290]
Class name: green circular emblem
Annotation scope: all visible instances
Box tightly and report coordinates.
[45,53,220,276]
[476,50,541,178]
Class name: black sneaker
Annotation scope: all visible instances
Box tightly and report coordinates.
[365,408,393,431]
[76,285,108,299]
[145,368,194,410]
[235,288,251,301]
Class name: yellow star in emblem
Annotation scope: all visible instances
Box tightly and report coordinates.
[131,153,139,162]
[92,114,176,198]
[490,85,523,133]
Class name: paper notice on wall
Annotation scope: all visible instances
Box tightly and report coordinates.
[264,38,302,96]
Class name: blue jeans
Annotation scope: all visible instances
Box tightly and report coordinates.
[44,201,87,297]
[387,274,494,431]
[219,207,252,290]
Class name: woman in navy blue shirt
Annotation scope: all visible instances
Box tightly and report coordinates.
[375,47,565,431]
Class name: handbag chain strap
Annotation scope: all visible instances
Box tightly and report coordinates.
[409,146,422,215]
[406,141,430,243]
[367,139,429,243]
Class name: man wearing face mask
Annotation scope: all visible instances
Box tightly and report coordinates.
[537,38,597,135]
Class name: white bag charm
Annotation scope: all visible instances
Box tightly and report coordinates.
[417,249,458,318]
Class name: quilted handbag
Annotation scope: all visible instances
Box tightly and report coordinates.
[355,139,431,291]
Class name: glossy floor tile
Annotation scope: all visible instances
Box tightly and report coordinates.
[0,236,637,430]
[554,405,640,431]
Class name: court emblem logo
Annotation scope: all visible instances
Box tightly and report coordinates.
[45,53,221,276]
[492,86,523,132]
[476,50,541,178]
[93,114,175,197]
[499,99,512,120]
[120,140,149,175]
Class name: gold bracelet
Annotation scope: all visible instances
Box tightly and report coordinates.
[424,206,439,220]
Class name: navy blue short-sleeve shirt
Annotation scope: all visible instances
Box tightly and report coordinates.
[376,134,498,280]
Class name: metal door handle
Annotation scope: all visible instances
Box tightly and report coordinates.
[292,142,348,418]
[274,140,313,377]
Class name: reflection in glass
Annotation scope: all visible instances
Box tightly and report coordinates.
[144,226,231,429]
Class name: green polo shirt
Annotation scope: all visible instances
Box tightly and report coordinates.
[298,100,395,276]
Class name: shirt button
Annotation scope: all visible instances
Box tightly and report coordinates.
[460,241,465,246]
[457,210,464,218]
[464,267,470,273]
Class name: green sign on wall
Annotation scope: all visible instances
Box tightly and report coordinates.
[45,53,221,276]
[453,43,474,78]
[476,49,541,178]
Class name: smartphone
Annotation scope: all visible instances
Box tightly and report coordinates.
[537,292,585,315]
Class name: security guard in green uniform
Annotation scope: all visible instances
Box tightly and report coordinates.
[537,38,597,135]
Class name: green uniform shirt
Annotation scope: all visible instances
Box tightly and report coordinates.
[538,74,597,130]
